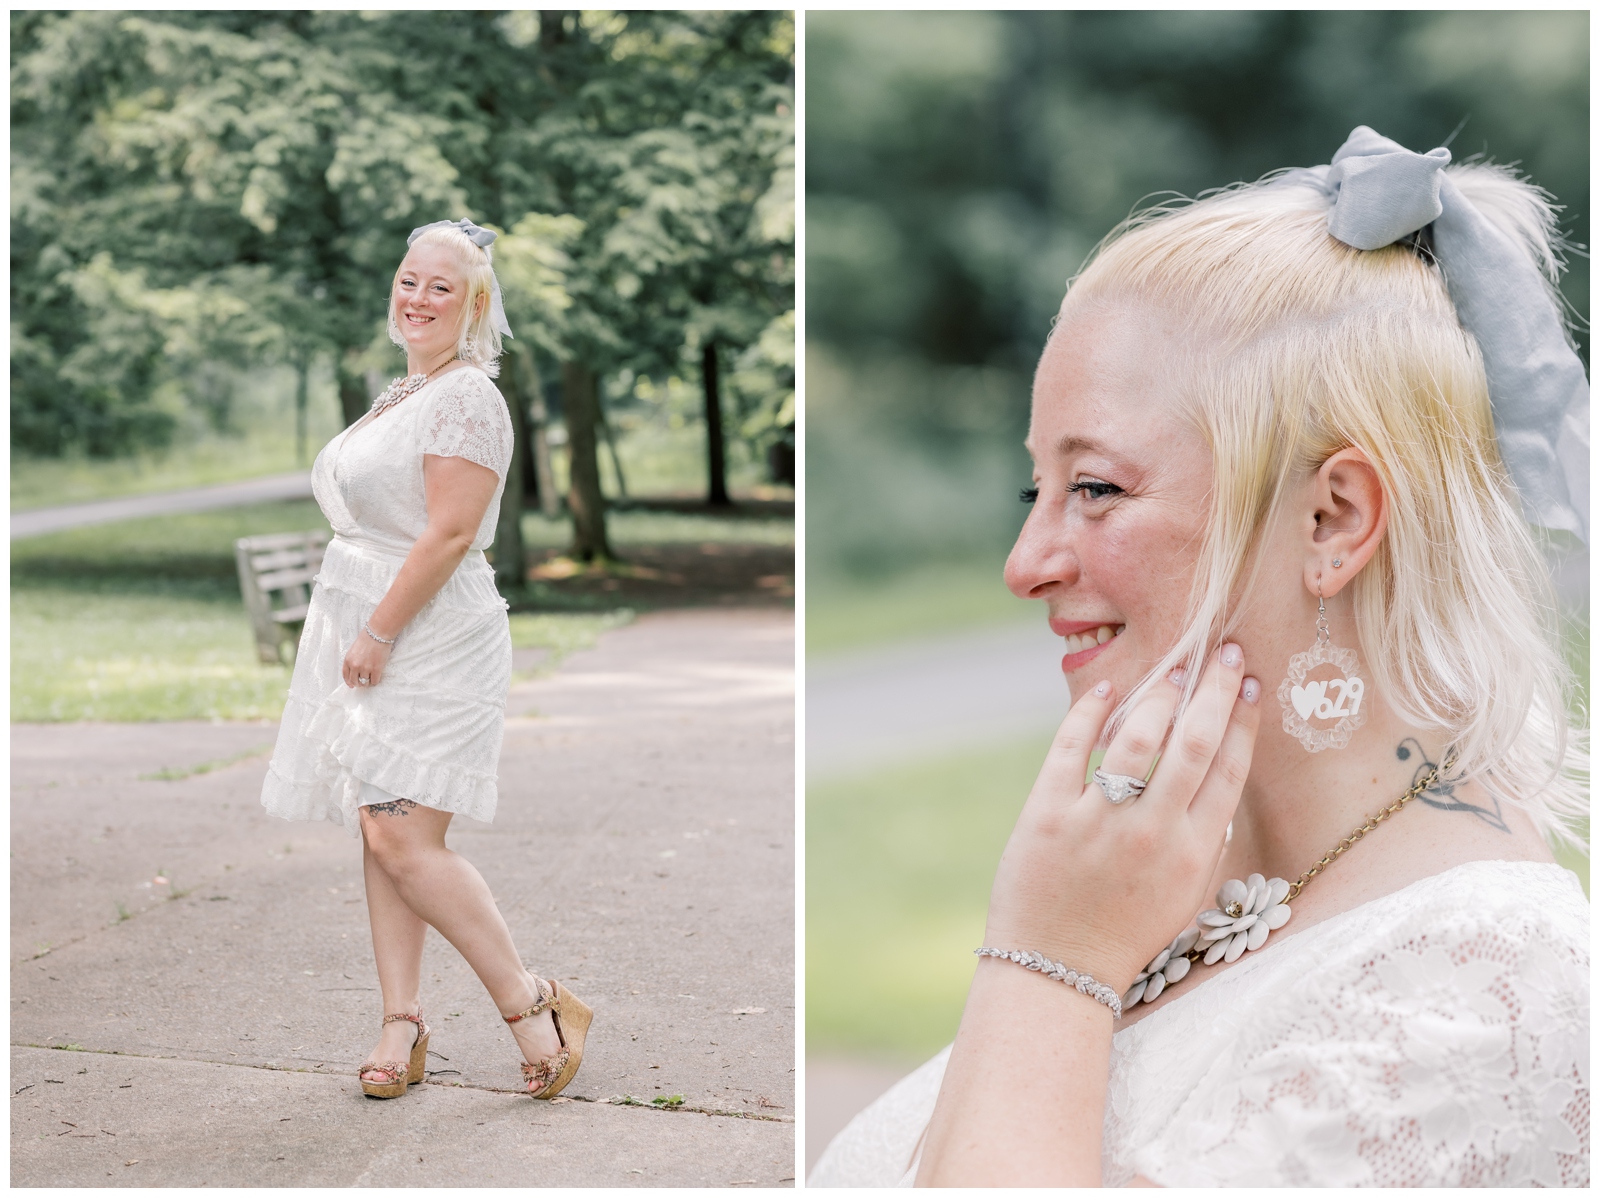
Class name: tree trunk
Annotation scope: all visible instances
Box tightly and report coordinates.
[516,349,562,518]
[562,361,611,560]
[703,339,730,507]
[600,407,629,502]
[493,355,530,591]
[294,356,310,466]
[337,351,369,427]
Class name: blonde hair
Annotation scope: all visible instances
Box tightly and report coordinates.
[392,226,503,377]
[1060,163,1587,848]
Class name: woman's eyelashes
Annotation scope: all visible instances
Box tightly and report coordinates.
[1067,478,1122,501]
[1019,479,1124,505]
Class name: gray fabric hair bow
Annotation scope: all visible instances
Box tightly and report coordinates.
[1322,126,1588,545]
[407,218,514,341]
[410,217,497,249]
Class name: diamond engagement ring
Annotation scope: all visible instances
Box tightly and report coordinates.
[1093,767,1148,805]
[358,677,371,686]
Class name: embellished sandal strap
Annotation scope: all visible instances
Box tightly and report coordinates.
[382,1011,424,1028]
[359,1060,409,1081]
[503,978,558,1024]
[522,1050,569,1095]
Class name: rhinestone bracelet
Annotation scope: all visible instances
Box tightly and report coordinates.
[363,620,397,646]
[974,947,1123,1019]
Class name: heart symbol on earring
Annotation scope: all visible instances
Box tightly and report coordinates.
[1290,680,1325,720]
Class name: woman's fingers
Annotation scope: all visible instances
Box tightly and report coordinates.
[1096,668,1184,786]
[1187,676,1262,831]
[1032,679,1118,801]
[1144,644,1246,810]
[342,639,391,690]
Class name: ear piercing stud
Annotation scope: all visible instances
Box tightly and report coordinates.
[1332,558,1342,568]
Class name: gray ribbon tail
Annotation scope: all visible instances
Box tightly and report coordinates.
[489,276,513,340]
[1433,176,1588,544]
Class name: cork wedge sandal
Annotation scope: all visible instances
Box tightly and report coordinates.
[504,977,593,1099]
[358,1011,430,1099]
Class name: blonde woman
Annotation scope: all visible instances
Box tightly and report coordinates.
[261,219,591,1100]
[812,129,1588,1186]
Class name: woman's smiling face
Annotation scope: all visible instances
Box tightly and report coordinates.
[1005,303,1215,693]
[392,243,473,361]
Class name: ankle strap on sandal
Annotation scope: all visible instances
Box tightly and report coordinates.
[504,979,558,1024]
[382,1011,425,1028]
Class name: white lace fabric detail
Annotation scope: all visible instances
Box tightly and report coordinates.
[417,368,513,482]
[261,367,515,836]
[808,860,1590,1188]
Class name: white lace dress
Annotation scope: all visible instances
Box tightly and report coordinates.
[810,860,1589,1188]
[260,366,515,835]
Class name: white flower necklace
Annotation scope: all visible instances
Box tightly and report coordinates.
[1124,760,1444,1008]
[370,355,458,418]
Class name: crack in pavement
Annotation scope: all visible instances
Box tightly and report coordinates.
[14,1041,793,1123]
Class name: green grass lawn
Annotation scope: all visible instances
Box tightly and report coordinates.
[13,503,340,720]
[806,734,1048,1059]
[10,500,767,722]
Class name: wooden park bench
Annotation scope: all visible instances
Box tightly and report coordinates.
[234,531,328,665]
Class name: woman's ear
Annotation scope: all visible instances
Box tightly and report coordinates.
[1303,447,1388,598]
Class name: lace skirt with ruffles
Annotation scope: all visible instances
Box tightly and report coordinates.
[259,535,511,835]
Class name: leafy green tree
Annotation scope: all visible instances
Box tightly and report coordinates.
[12,10,795,574]
[11,11,465,456]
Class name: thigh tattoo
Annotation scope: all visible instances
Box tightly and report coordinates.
[366,798,418,818]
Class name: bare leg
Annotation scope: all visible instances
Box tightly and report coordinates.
[360,837,427,1082]
[359,800,563,1066]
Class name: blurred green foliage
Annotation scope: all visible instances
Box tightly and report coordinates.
[11,10,794,483]
[806,10,1588,589]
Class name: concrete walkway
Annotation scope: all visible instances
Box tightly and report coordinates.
[11,471,314,539]
[11,609,796,1187]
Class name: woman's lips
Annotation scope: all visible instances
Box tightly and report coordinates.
[1057,623,1125,674]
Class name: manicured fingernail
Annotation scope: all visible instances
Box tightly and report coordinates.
[1242,677,1260,704]
[1092,680,1110,697]
[1221,643,1243,668]
[1168,667,1187,685]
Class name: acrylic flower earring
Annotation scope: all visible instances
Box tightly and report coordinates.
[1277,575,1367,752]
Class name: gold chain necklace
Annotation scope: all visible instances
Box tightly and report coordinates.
[1124,760,1445,1008]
